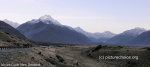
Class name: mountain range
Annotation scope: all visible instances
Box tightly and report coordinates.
[1,19,20,28]
[106,27,147,45]
[74,27,116,43]
[17,15,92,44]
[1,15,150,45]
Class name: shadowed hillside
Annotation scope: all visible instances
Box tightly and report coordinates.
[17,21,92,44]
[0,21,26,39]
[0,31,35,47]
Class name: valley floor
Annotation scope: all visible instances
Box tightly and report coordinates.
[0,45,150,67]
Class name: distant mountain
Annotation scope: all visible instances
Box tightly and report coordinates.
[0,21,26,39]
[129,31,150,45]
[1,19,20,28]
[17,15,92,44]
[74,27,116,43]
[121,27,146,36]
[106,27,146,44]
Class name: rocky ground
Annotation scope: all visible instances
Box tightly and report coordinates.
[0,45,150,67]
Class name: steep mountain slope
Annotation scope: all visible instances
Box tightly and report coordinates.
[106,27,146,44]
[129,31,150,45]
[106,35,136,44]
[0,21,26,39]
[17,15,92,44]
[0,31,34,47]
[1,19,20,28]
[74,27,116,43]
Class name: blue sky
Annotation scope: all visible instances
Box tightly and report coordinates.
[0,0,149,34]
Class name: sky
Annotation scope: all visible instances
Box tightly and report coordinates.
[0,0,149,34]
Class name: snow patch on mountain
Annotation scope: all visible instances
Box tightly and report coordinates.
[101,31,117,38]
[121,27,146,36]
[27,15,61,25]
[1,19,20,28]
[26,19,39,24]
[74,27,116,39]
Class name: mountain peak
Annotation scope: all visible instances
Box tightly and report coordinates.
[74,27,86,34]
[134,27,146,30]
[75,27,83,30]
[103,31,111,34]
[2,19,8,22]
[40,15,61,25]
[39,15,61,25]
[1,19,20,28]
[39,15,53,21]
[27,15,61,25]
[74,27,116,39]
[121,27,146,36]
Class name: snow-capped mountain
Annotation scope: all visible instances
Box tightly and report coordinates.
[17,15,92,44]
[93,31,116,38]
[1,19,20,28]
[121,27,146,36]
[26,15,61,25]
[129,30,150,45]
[74,27,116,43]
[74,27,92,37]
[39,15,61,25]
[106,27,147,45]
[74,27,116,39]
